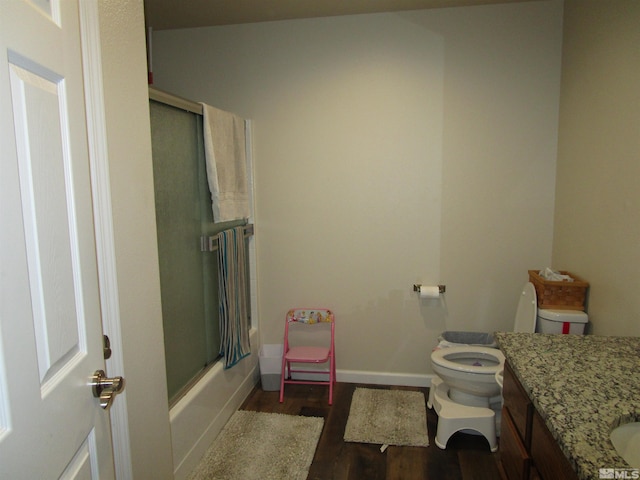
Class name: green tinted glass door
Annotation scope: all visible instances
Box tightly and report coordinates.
[150,100,248,403]
[150,101,215,403]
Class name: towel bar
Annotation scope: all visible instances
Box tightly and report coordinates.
[201,224,254,252]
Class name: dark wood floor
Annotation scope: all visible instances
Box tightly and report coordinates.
[240,382,506,480]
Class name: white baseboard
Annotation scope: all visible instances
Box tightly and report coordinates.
[287,367,436,388]
[337,369,436,388]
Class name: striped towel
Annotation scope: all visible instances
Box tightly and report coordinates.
[217,227,250,368]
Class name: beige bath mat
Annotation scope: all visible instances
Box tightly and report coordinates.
[344,387,429,447]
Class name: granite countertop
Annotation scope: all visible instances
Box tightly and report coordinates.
[494,332,640,480]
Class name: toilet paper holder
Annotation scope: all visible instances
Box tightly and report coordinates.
[413,284,446,294]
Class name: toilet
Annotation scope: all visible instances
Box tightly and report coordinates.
[431,346,505,407]
[428,281,588,450]
[430,282,538,408]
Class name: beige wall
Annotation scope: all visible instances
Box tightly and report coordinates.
[152,1,563,379]
[553,0,640,336]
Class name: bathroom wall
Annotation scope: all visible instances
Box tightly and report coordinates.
[96,1,174,477]
[553,0,640,336]
[152,0,563,380]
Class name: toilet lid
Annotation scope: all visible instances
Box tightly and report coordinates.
[514,282,537,333]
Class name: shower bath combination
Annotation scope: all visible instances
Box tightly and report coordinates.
[149,89,253,404]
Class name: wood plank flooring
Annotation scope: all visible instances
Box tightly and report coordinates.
[240,382,506,480]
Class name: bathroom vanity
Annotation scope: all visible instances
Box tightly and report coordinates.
[495,332,640,480]
[501,361,578,479]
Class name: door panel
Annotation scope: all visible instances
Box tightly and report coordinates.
[9,58,84,388]
[60,432,99,480]
[0,1,116,477]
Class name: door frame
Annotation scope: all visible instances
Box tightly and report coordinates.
[78,1,132,477]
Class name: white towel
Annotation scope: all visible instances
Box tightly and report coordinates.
[201,103,250,222]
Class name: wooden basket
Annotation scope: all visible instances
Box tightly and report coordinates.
[528,270,589,311]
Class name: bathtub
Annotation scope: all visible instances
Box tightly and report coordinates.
[170,328,260,479]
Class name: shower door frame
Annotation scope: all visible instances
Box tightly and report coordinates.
[149,87,258,405]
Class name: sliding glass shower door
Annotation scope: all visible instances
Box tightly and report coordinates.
[149,100,244,404]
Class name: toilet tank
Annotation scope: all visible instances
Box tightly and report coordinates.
[536,309,588,334]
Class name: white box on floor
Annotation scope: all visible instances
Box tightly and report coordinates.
[259,344,283,391]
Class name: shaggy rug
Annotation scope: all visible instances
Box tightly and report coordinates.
[344,388,429,447]
[188,411,324,480]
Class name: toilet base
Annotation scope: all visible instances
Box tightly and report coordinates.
[428,376,498,452]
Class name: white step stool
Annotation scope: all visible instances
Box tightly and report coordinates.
[428,376,498,452]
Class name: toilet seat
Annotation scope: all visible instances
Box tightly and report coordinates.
[431,346,505,374]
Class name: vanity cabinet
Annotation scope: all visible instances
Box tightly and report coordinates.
[501,362,578,480]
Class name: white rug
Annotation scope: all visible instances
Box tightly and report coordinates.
[188,411,324,480]
[344,388,429,447]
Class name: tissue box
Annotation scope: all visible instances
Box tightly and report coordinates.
[528,270,589,311]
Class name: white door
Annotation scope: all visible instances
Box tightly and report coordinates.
[0,1,118,478]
